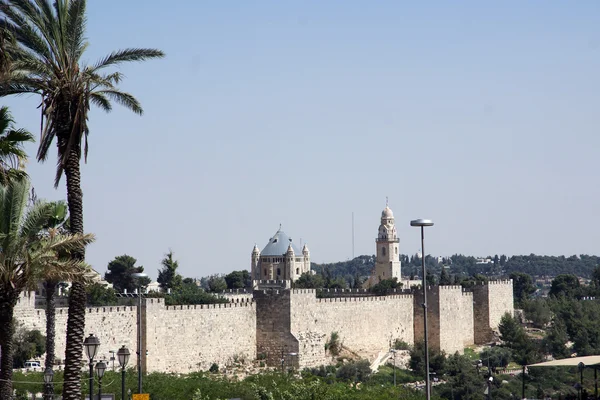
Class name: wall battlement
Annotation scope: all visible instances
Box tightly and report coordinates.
[317,294,412,303]
[486,279,513,285]
[164,301,254,311]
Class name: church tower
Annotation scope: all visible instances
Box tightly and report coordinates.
[374,202,401,281]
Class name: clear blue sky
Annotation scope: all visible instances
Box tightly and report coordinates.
[3,1,600,280]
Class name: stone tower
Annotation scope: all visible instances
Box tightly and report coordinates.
[375,204,401,280]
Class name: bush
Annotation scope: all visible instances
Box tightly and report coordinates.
[325,332,341,356]
[335,360,372,382]
[209,363,219,373]
[393,339,410,350]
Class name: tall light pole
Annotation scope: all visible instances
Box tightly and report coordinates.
[410,218,434,400]
[96,360,107,400]
[132,272,148,394]
[43,368,54,400]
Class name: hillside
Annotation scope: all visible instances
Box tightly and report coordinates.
[312,254,600,281]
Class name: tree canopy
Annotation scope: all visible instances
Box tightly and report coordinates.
[104,255,148,293]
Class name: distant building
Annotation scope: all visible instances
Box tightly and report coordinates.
[251,227,310,281]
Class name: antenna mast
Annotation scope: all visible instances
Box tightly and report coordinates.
[352,212,355,259]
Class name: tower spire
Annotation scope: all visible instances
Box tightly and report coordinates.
[386,196,388,207]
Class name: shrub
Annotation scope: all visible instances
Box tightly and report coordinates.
[325,332,341,356]
[393,339,410,350]
[209,363,219,373]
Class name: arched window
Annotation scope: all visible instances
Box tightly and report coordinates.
[277,268,281,276]
[395,247,398,255]
[382,247,386,256]
[264,269,267,275]
[296,268,300,275]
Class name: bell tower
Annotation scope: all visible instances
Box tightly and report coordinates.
[374,201,401,281]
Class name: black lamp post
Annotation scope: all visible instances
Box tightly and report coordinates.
[117,345,131,400]
[578,362,585,400]
[96,360,107,400]
[83,334,100,400]
[43,368,54,400]
[132,272,148,394]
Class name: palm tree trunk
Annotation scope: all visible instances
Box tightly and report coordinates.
[62,143,86,400]
[0,289,19,399]
[44,280,56,399]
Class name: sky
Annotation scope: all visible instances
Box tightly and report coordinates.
[2,1,600,280]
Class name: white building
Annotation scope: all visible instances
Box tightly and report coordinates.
[251,227,310,282]
[364,204,402,287]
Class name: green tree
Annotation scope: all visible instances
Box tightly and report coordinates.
[522,299,552,328]
[0,2,164,397]
[207,275,227,293]
[224,270,251,290]
[0,178,93,398]
[479,346,511,372]
[86,283,118,306]
[0,106,34,184]
[439,267,452,285]
[370,278,402,295]
[409,341,446,378]
[105,255,147,293]
[509,272,536,306]
[543,319,571,359]
[12,325,45,368]
[293,272,325,289]
[157,250,183,292]
[549,274,581,298]
[437,352,483,400]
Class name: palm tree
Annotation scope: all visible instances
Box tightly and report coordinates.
[0,178,94,398]
[0,2,163,397]
[0,106,34,184]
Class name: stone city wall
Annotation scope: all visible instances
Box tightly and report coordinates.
[289,289,414,368]
[15,292,138,366]
[438,286,474,354]
[144,297,256,373]
[472,280,513,344]
[487,280,514,330]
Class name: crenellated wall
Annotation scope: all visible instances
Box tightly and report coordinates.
[13,280,513,373]
[289,289,414,368]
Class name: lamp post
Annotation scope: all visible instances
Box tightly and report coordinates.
[410,218,434,400]
[96,360,107,400]
[43,368,54,400]
[117,345,130,400]
[83,334,100,400]
[132,272,148,394]
[487,376,493,400]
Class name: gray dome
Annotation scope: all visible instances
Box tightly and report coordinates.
[261,230,302,256]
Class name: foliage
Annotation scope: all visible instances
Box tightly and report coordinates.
[549,274,580,298]
[0,178,94,397]
[509,272,536,306]
[409,341,446,378]
[393,339,411,350]
[498,313,542,365]
[543,318,571,359]
[369,278,402,295]
[86,282,118,306]
[224,270,251,289]
[104,255,149,293]
[335,360,371,382]
[293,272,325,288]
[12,325,45,368]
[522,298,551,328]
[439,267,452,285]
[157,250,183,292]
[207,275,227,293]
[148,279,227,305]
[436,352,484,400]
[209,363,219,373]
[325,332,341,356]
[0,106,34,185]
[478,346,511,372]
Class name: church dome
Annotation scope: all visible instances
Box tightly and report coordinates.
[382,206,394,219]
[252,244,260,254]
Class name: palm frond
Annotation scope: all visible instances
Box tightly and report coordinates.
[96,89,142,115]
[92,48,164,71]
[65,0,87,63]
[20,200,54,240]
[89,92,111,112]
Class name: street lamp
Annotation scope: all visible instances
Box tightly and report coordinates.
[96,360,107,400]
[578,362,585,400]
[83,334,100,400]
[43,368,54,400]
[410,218,434,400]
[132,272,148,394]
[117,345,131,400]
[487,376,493,400]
